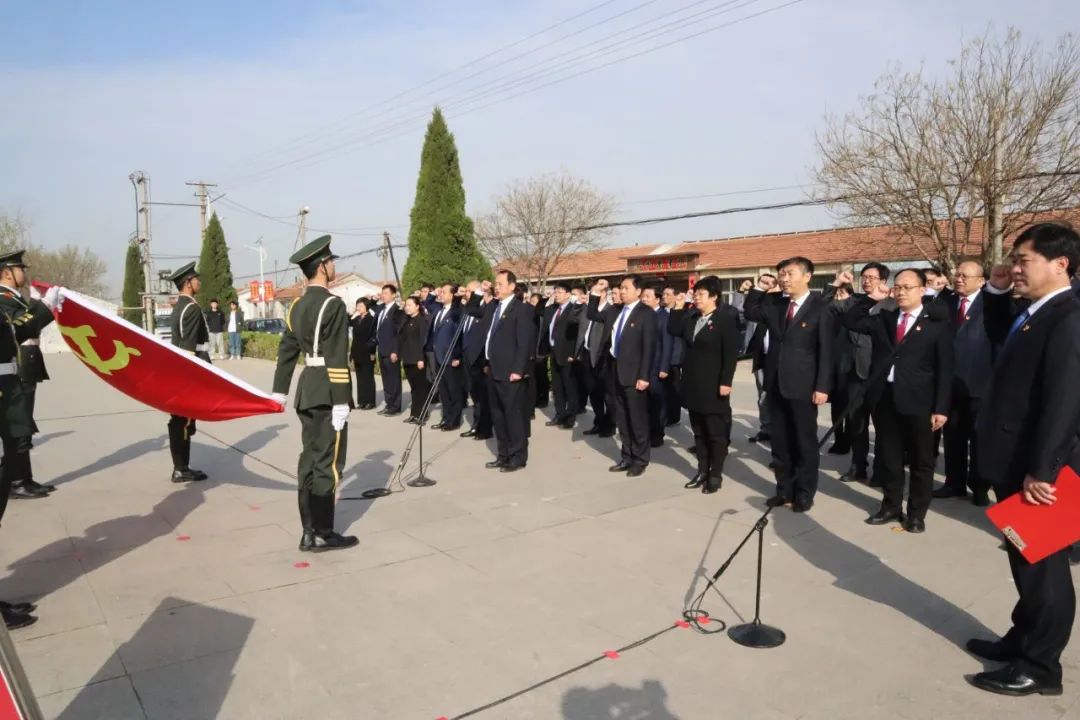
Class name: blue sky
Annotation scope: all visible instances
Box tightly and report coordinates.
[1,0,1076,296]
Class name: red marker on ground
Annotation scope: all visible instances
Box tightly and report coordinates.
[294,561,310,569]
[676,620,691,629]
[604,650,620,659]
[176,535,191,541]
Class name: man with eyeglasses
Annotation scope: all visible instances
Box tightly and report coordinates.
[842,268,953,534]
[933,261,994,506]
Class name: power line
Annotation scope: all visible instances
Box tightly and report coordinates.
[216,197,389,237]
[231,243,408,282]
[617,183,816,206]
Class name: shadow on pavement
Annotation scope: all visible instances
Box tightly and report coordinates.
[561,680,679,719]
[56,597,254,720]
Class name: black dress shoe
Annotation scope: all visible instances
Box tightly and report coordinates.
[609,462,632,472]
[932,485,967,499]
[384,409,402,417]
[544,419,562,427]
[748,433,771,444]
[684,473,705,489]
[460,428,478,438]
[1,607,37,630]
[903,517,926,533]
[0,600,36,614]
[473,433,493,440]
[972,492,992,507]
[687,445,697,455]
[9,481,49,499]
[826,443,850,455]
[597,430,615,438]
[840,469,868,483]
[189,468,208,481]
[966,638,1017,663]
[500,464,525,473]
[25,479,56,493]
[626,465,645,478]
[703,476,722,494]
[430,422,447,430]
[792,499,813,513]
[376,408,390,416]
[559,422,575,430]
[485,460,507,469]
[582,427,601,436]
[968,664,1062,696]
[170,469,205,484]
[300,531,359,553]
[768,460,778,470]
[441,423,462,432]
[765,496,792,508]
[865,509,904,525]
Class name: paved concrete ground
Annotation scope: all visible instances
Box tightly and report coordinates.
[3,354,1078,719]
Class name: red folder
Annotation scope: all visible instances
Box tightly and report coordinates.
[986,466,1080,563]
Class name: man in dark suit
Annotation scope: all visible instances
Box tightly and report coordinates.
[967,222,1080,697]
[539,281,582,429]
[374,284,405,416]
[427,283,465,431]
[933,260,995,506]
[478,271,534,472]
[569,284,590,413]
[642,285,673,448]
[744,274,778,444]
[744,257,834,512]
[592,274,657,477]
[579,281,617,438]
[661,284,685,427]
[843,268,954,533]
[460,281,493,440]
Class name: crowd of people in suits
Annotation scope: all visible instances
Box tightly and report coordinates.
[342,221,1080,699]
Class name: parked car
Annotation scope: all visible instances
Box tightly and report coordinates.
[244,318,286,335]
[153,313,173,344]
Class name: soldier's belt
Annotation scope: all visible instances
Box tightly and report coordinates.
[305,355,326,367]
[0,362,16,375]
[21,339,39,347]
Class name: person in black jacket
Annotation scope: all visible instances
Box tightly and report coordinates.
[427,283,465,431]
[967,223,1080,697]
[349,298,376,409]
[744,257,834,512]
[397,297,431,424]
[591,274,657,477]
[539,281,582,429]
[578,281,618,437]
[668,276,740,493]
[529,292,550,410]
[843,268,954,533]
[374,284,405,416]
[205,299,226,360]
[460,281,493,440]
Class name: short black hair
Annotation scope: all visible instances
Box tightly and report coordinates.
[894,268,927,286]
[553,281,572,293]
[382,284,397,294]
[643,283,663,298]
[694,275,721,298]
[924,265,944,277]
[661,282,680,295]
[356,298,369,310]
[571,283,587,294]
[621,273,644,290]
[758,272,777,282]
[229,300,238,306]
[420,283,435,291]
[514,281,527,294]
[498,269,517,285]
[210,298,219,304]
[1013,222,1080,276]
[860,262,890,281]
[529,292,542,302]
[777,256,814,274]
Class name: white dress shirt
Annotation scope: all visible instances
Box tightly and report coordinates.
[763,291,803,354]
[610,300,640,357]
[888,305,923,382]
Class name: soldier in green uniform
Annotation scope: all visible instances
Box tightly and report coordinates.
[0,251,59,629]
[0,251,57,500]
[166,262,210,483]
[272,236,358,552]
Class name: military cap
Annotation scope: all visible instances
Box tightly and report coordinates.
[168,261,200,289]
[0,250,29,269]
[290,235,339,276]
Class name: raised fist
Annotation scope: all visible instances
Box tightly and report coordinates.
[738,279,753,293]
[988,263,1012,290]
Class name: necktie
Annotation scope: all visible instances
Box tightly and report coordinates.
[693,313,710,339]
[895,312,910,344]
[435,308,445,327]
[1006,310,1030,342]
[584,320,593,350]
[485,300,503,359]
[550,305,563,346]
[957,297,968,325]
[377,307,387,331]
[613,306,630,358]
[785,301,796,325]
[463,315,473,334]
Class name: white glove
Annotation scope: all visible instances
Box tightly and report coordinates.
[42,286,64,312]
[271,392,287,407]
[331,404,349,432]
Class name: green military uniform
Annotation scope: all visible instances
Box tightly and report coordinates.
[0,251,56,501]
[167,262,210,483]
[273,236,358,552]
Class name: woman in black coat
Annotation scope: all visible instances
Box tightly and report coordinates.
[349,298,377,409]
[397,296,432,423]
[668,275,740,494]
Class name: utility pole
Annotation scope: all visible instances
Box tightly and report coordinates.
[377,231,389,284]
[185,180,218,239]
[383,231,402,290]
[245,237,267,318]
[297,206,310,248]
[987,122,1004,265]
[129,172,154,332]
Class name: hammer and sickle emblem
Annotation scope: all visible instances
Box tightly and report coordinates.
[59,324,141,375]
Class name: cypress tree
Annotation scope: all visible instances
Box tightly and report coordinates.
[121,242,145,326]
[196,212,236,307]
[401,108,490,292]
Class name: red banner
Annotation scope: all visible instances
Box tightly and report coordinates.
[52,289,284,421]
[249,281,261,301]
[263,280,275,302]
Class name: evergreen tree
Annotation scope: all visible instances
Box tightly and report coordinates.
[401,108,490,292]
[121,242,145,326]
[196,212,236,307]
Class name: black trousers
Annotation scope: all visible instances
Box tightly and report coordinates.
[832,373,870,473]
[352,353,376,406]
[870,385,935,519]
[689,408,731,479]
[489,377,528,466]
[572,360,589,413]
[404,363,431,419]
[379,355,402,412]
[767,391,820,503]
[534,359,550,408]
[615,382,651,467]
[829,371,852,450]
[167,415,196,471]
[648,380,666,444]
[1001,542,1075,683]
[297,405,347,535]
[943,390,986,494]
[550,359,579,423]
[466,358,492,434]
[435,360,465,426]
[580,356,615,432]
[663,366,682,425]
